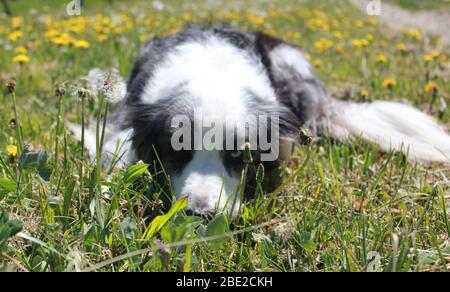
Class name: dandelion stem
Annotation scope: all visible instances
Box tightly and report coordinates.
[78,92,86,216]
[95,94,108,230]
[54,91,64,174]
[10,89,24,154]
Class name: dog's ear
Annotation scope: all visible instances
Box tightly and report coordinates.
[255,32,328,134]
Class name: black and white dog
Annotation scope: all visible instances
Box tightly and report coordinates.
[68,27,450,215]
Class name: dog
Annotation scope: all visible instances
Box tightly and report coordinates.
[67,26,450,215]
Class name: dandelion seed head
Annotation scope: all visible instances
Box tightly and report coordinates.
[82,68,126,103]
[6,80,16,93]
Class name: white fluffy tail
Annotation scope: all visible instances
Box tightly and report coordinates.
[322,99,450,164]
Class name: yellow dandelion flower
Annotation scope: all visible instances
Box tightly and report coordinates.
[366,34,374,42]
[11,17,24,29]
[51,37,69,46]
[8,31,23,42]
[69,24,85,34]
[405,29,422,40]
[51,33,76,46]
[313,59,322,68]
[383,79,397,89]
[6,145,18,157]
[44,29,60,39]
[114,27,124,34]
[314,38,334,53]
[424,82,438,95]
[351,39,361,47]
[332,31,344,40]
[397,43,408,52]
[354,20,364,28]
[13,46,27,55]
[431,51,440,59]
[96,34,108,42]
[423,54,433,62]
[306,18,330,32]
[376,54,388,63]
[74,40,90,48]
[246,14,265,26]
[351,39,368,47]
[359,89,369,98]
[361,39,369,47]
[368,18,378,27]
[12,54,30,64]
[336,46,345,54]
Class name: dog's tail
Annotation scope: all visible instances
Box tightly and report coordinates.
[319,98,450,163]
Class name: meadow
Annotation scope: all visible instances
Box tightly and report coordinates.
[0,0,449,272]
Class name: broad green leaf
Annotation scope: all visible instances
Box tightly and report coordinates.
[205,213,229,249]
[143,196,189,240]
[161,215,203,243]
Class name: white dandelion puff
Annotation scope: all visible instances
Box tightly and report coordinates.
[82,68,127,103]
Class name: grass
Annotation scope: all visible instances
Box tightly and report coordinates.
[0,0,449,272]
[385,0,450,11]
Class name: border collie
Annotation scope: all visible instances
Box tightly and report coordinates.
[68,27,450,215]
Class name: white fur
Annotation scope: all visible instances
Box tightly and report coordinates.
[142,37,276,121]
[269,44,313,79]
[325,100,450,163]
[172,150,240,215]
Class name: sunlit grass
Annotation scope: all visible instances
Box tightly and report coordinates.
[0,0,449,272]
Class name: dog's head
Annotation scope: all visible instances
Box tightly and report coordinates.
[128,94,299,215]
